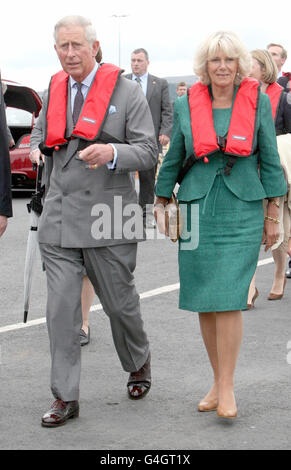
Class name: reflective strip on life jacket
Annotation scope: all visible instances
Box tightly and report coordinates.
[45,63,123,148]
[188,77,260,159]
[265,82,283,121]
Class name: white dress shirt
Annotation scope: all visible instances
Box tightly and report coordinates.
[132,72,149,96]
[70,63,98,111]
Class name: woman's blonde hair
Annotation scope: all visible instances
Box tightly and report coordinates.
[251,49,278,84]
[194,31,251,86]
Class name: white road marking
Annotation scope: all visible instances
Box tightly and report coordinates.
[0,257,274,334]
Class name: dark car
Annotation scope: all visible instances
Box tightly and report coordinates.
[3,79,42,190]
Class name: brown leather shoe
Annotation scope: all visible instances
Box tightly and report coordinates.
[41,399,79,427]
[127,353,151,400]
[268,278,287,301]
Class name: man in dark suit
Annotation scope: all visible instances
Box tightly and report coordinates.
[0,79,12,237]
[125,48,172,227]
[267,43,291,93]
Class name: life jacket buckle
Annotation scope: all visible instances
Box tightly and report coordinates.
[217,135,226,150]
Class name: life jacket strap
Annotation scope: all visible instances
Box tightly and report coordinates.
[176,153,198,185]
[39,141,68,157]
[217,135,237,176]
[224,156,237,176]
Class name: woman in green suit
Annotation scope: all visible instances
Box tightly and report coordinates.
[155,31,287,419]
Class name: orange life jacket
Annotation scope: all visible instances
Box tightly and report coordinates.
[265,82,283,121]
[44,63,123,149]
[188,77,260,160]
[177,78,260,181]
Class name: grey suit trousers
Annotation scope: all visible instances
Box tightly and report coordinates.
[40,242,150,402]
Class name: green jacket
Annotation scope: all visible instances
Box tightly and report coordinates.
[155,92,287,201]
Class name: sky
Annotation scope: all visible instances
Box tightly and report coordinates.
[1,0,291,91]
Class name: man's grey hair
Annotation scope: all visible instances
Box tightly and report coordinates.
[132,48,149,61]
[54,15,97,45]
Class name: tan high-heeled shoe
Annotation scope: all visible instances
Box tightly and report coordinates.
[268,278,287,300]
[197,398,218,412]
[217,406,238,419]
[216,391,237,419]
[247,287,259,309]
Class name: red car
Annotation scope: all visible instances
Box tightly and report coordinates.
[3,79,42,190]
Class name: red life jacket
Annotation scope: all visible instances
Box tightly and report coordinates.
[44,63,123,149]
[188,77,260,160]
[265,82,283,121]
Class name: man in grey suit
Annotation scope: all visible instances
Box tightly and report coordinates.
[124,49,172,228]
[33,16,157,428]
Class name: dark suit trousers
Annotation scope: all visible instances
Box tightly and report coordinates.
[139,164,157,216]
[40,242,150,402]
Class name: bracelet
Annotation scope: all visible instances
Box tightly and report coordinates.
[268,199,280,208]
[265,216,280,224]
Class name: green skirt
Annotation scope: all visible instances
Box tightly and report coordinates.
[178,174,264,313]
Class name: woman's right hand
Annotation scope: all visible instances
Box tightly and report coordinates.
[153,196,169,235]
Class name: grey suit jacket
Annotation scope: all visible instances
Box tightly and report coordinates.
[124,73,173,147]
[32,74,158,248]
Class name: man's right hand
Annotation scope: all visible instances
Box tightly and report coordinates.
[0,215,8,238]
[9,138,15,148]
[29,149,43,165]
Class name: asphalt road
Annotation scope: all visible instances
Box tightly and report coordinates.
[0,192,291,450]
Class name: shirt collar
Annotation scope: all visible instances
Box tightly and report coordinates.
[132,72,148,82]
[70,62,99,89]
[277,70,283,79]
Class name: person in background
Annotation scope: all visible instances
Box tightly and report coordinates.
[0,79,12,237]
[124,48,172,228]
[155,31,287,419]
[1,82,15,148]
[6,126,15,149]
[267,43,291,93]
[247,49,291,305]
[176,81,188,97]
[268,43,291,278]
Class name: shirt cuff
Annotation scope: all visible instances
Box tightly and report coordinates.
[106,144,118,170]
